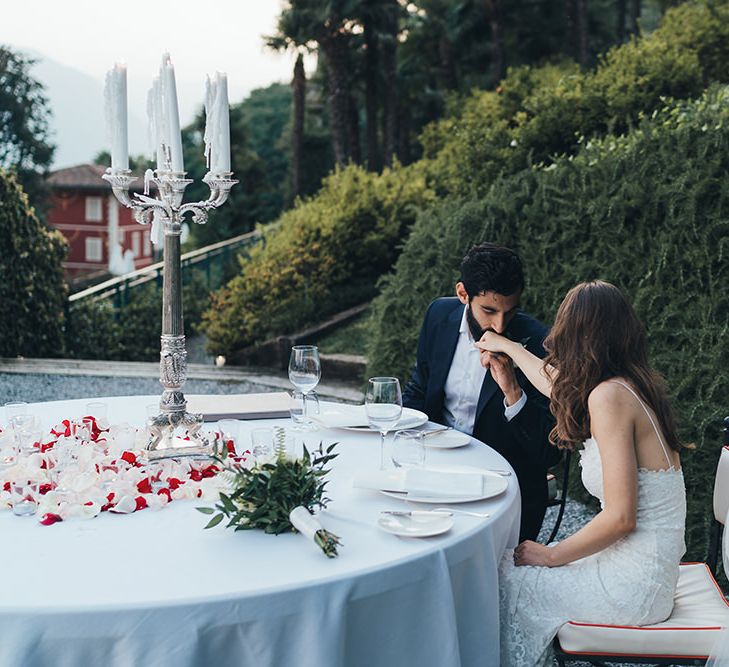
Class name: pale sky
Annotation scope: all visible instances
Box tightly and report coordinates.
[1,1,312,166]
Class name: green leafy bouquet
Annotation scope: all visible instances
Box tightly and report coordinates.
[197,440,342,557]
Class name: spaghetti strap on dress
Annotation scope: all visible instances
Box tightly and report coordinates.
[606,379,673,469]
[498,379,686,666]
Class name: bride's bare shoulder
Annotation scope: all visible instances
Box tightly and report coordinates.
[587,379,634,410]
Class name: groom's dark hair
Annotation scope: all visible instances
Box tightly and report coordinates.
[460,242,524,298]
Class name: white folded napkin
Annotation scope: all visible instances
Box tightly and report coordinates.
[352,468,483,498]
[315,406,371,429]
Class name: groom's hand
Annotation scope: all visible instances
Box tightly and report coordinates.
[485,351,523,407]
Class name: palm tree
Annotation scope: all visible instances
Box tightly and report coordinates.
[268,0,360,168]
[291,54,306,198]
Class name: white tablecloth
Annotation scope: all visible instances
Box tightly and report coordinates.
[0,396,520,667]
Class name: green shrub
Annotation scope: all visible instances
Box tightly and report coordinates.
[0,169,67,357]
[421,0,729,198]
[202,164,434,355]
[66,271,212,362]
[368,86,729,560]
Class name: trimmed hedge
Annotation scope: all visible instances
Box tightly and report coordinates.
[0,169,67,357]
[367,86,729,560]
[202,164,434,355]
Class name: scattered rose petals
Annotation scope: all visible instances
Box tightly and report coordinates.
[40,513,62,526]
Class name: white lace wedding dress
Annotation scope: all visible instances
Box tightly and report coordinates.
[498,381,687,666]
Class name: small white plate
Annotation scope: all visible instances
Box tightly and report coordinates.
[377,512,454,537]
[314,407,428,432]
[379,464,508,504]
[422,430,471,449]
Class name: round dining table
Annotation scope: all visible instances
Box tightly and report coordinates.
[0,395,520,667]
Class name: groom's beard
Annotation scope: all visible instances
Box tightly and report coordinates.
[466,304,487,341]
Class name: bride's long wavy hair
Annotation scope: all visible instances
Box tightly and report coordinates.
[543,281,681,451]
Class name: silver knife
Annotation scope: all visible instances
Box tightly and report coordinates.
[380,510,453,516]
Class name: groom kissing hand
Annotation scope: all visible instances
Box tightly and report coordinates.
[402,242,560,541]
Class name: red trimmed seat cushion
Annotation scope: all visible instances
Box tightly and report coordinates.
[557,563,729,659]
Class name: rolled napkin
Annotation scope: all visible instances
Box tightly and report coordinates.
[289,506,341,558]
[353,468,483,498]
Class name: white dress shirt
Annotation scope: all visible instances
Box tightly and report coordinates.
[442,307,526,435]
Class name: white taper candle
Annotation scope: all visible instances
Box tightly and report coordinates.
[104,63,129,171]
[161,53,184,173]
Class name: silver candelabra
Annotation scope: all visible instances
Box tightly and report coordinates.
[103,163,237,459]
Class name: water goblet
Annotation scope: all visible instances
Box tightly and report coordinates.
[365,377,403,470]
[391,429,426,468]
[288,345,321,427]
[289,390,320,431]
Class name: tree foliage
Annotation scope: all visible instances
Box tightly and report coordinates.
[0,169,66,357]
[0,46,55,211]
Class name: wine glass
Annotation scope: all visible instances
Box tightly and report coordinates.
[288,345,321,428]
[365,377,403,470]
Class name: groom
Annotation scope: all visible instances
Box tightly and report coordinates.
[402,242,559,541]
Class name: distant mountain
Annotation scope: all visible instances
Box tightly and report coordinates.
[21,49,147,169]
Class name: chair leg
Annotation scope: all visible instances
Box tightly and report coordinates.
[546,496,567,545]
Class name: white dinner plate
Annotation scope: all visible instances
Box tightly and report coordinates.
[377,512,454,537]
[379,464,508,504]
[422,430,471,449]
[314,407,428,432]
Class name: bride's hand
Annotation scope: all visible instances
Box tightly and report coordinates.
[475,332,513,369]
[475,331,512,355]
[513,540,557,567]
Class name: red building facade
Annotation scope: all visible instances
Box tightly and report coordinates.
[47,164,155,280]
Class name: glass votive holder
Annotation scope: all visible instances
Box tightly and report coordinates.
[85,402,109,430]
[391,429,426,468]
[11,479,39,516]
[4,401,28,428]
[250,427,274,458]
[218,419,240,450]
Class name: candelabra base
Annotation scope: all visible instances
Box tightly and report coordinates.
[146,411,212,460]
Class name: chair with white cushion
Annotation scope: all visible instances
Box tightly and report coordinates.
[553,424,729,666]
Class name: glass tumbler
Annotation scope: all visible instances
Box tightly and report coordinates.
[391,429,426,468]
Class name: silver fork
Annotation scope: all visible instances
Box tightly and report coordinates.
[430,507,490,518]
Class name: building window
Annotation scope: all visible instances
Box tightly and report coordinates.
[85,196,103,222]
[132,231,141,258]
[85,237,103,262]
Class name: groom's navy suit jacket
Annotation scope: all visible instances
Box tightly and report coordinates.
[402,297,560,541]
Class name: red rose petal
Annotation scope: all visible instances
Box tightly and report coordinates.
[39,483,52,495]
[135,496,148,511]
[226,439,236,455]
[167,477,183,490]
[121,451,137,465]
[189,469,203,482]
[40,513,62,526]
[3,481,10,493]
[137,478,152,494]
[157,488,171,502]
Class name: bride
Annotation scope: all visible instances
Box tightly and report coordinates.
[475,280,687,666]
